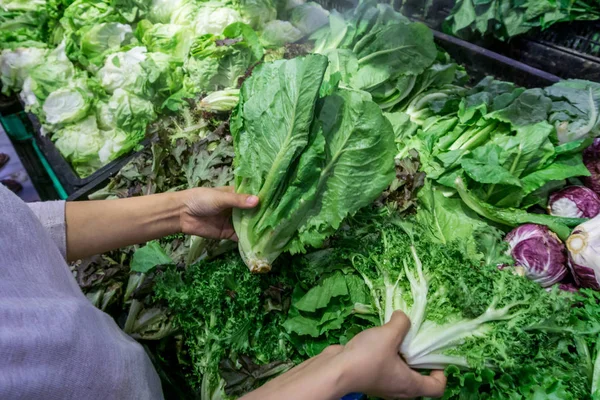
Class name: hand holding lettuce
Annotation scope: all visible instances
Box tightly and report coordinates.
[231,55,396,272]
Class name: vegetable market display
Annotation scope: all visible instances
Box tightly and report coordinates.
[4,0,600,399]
[0,0,328,176]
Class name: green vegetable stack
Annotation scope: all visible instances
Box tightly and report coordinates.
[0,0,327,176]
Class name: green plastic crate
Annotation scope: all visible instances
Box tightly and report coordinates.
[0,112,68,199]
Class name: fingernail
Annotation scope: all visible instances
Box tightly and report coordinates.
[246,195,259,205]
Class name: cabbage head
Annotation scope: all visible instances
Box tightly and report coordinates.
[78,22,134,68]
[43,82,93,127]
[0,47,47,94]
[53,116,105,176]
[191,3,243,35]
[260,20,303,47]
[136,20,194,61]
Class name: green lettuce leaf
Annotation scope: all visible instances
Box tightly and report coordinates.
[232,55,396,272]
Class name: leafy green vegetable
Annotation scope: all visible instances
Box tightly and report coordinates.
[260,20,304,47]
[311,0,445,111]
[232,55,396,272]
[455,176,585,240]
[131,241,174,273]
[184,22,263,94]
[154,255,295,398]
[0,47,47,94]
[445,0,600,41]
[284,215,592,398]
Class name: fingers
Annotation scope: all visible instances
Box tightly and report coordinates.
[383,310,412,348]
[411,370,447,398]
[214,190,259,210]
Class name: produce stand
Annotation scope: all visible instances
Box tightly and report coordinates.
[15,29,558,202]
[3,1,600,399]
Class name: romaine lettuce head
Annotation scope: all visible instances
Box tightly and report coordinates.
[260,20,303,47]
[0,47,47,94]
[232,55,396,272]
[191,3,244,36]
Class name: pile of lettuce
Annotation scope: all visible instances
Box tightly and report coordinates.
[0,0,329,176]
[445,0,600,40]
[150,208,600,399]
[389,77,600,239]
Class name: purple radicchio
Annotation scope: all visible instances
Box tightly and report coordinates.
[505,224,568,287]
[548,186,600,218]
[582,138,600,195]
[566,215,600,290]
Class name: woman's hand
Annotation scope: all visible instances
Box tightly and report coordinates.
[66,187,258,261]
[241,311,446,400]
[338,310,447,399]
[179,186,259,240]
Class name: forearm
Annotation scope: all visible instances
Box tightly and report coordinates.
[241,352,349,400]
[65,192,184,261]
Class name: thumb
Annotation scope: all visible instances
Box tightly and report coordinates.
[412,370,447,398]
[214,190,259,210]
[383,310,412,348]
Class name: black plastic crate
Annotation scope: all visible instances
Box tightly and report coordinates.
[500,21,600,82]
[26,112,150,195]
[8,135,61,200]
[0,93,21,116]
[433,30,560,87]
[536,21,600,58]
